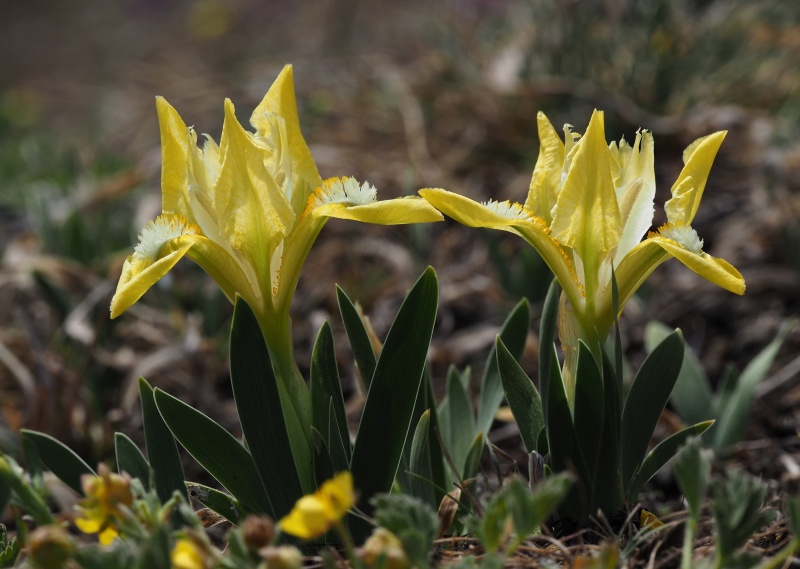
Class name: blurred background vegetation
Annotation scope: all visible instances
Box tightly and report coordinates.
[0,0,798,490]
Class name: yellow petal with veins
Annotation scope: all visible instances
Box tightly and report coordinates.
[603,240,671,329]
[250,65,323,216]
[550,110,622,261]
[525,112,565,224]
[111,241,195,319]
[321,197,443,225]
[613,130,656,265]
[664,131,726,225]
[215,99,295,292]
[156,97,194,218]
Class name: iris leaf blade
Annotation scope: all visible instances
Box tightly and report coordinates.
[154,388,272,515]
[350,267,438,533]
[138,377,186,503]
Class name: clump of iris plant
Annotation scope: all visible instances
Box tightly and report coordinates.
[421,110,744,402]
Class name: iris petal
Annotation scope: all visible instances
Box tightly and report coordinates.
[111,241,195,319]
[665,131,726,225]
[156,97,195,219]
[525,112,565,224]
[250,65,323,217]
[551,110,622,262]
[650,237,746,295]
[321,196,443,225]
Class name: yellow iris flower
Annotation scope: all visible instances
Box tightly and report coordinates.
[110,65,442,386]
[279,471,355,539]
[74,466,133,545]
[421,110,744,396]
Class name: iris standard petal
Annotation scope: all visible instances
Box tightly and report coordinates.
[156,97,195,218]
[550,110,622,262]
[524,112,565,224]
[250,65,323,216]
[215,99,295,291]
[613,130,656,266]
[664,131,726,225]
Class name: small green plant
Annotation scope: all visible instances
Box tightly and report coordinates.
[646,320,794,453]
[0,525,20,568]
[673,438,800,569]
[468,474,572,557]
[371,493,439,569]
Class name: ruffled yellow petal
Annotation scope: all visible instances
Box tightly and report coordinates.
[551,109,622,262]
[524,112,565,224]
[613,130,656,265]
[664,131,726,225]
[216,99,295,293]
[250,65,323,217]
[156,97,194,218]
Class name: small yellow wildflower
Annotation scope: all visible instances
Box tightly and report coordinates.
[171,537,207,569]
[74,464,133,545]
[279,471,355,539]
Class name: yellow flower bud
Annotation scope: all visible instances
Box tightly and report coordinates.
[27,526,74,569]
[241,515,275,551]
[360,528,408,569]
[258,545,303,569]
